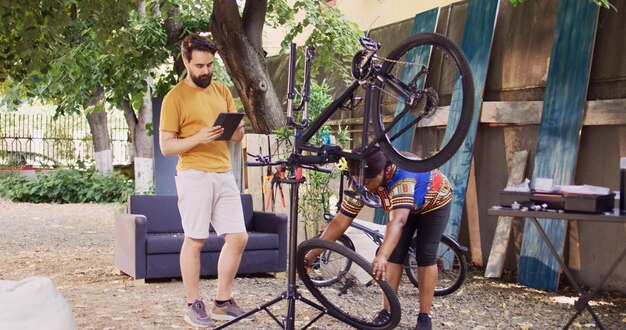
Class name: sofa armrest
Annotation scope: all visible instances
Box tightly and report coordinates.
[114,214,147,279]
[251,212,288,270]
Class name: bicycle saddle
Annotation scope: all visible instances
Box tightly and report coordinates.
[359,37,381,51]
[344,190,382,209]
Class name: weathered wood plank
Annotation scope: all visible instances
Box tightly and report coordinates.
[465,159,482,264]
[583,99,626,126]
[480,99,626,126]
[326,99,626,127]
[485,150,528,278]
[439,0,500,243]
[518,0,599,291]
[480,101,542,125]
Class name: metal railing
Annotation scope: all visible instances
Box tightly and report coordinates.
[0,112,131,168]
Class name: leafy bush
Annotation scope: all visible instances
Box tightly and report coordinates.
[0,169,134,203]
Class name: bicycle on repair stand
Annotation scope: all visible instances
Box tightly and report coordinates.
[230,33,474,330]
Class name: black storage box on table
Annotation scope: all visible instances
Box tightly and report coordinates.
[563,193,615,213]
[530,192,565,210]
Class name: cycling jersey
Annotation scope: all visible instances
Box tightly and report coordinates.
[339,163,452,218]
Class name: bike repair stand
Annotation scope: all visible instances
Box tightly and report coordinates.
[214,175,329,330]
[215,44,330,330]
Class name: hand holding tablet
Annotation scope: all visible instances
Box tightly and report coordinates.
[213,112,245,141]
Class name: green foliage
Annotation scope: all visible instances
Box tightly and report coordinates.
[167,0,212,34]
[1,3,170,115]
[281,1,361,82]
[98,12,169,110]
[509,0,615,10]
[0,169,134,204]
[267,0,295,28]
[0,0,133,84]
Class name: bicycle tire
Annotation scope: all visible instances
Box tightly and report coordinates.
[404,234,467,296]
[309,234,355,287]
[297,238,401,330]
[372,32,475,172]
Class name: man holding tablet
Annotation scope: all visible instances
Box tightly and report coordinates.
[159,33,249,328]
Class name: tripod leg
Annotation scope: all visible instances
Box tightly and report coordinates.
[213,295,284,330]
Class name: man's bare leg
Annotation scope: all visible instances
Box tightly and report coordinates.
[216,232,248,300]
[180,237,206,303]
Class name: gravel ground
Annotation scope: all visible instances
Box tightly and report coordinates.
[1,199,625,329]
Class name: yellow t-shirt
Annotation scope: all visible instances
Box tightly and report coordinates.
[160,80,236,172]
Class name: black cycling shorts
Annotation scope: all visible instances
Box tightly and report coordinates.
[387,203,451,266]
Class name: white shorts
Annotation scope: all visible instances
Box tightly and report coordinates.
[174,169,246,239]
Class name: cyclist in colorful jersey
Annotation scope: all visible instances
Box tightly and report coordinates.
[310,146,452,330]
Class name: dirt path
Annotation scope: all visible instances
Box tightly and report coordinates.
[1,199,624,329]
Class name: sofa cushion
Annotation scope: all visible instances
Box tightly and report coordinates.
[146,232,279,254]
[146,250,282,278]
[129,195,182,234]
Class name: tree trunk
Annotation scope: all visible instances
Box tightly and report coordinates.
[134,84,154,194]
[211,0,285,134]
[118,0,155,194]
[163,6,186,76]
[122,89,154,194]
[86,89,113,175]
[86,109,113,175]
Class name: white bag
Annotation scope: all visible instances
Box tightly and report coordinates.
[0,277,76,330]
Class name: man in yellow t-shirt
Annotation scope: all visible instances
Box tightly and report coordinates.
[159,33,250,328]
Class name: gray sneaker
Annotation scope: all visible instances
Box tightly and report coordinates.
[184,300,215,328]
[210,298,254,321]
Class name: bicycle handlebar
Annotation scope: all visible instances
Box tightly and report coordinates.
[246,157,332,174]
[246,162,331,174]
[246,161,285,167]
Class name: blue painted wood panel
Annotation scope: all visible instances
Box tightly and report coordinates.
[438,0,500,241]
[374,8,439,225]
[390,8,440,152]
[518,1,599,291]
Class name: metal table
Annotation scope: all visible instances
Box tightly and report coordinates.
[487,207,626,329]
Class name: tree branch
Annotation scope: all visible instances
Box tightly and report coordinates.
[242,0,267,53]
[213,0,243,34]
[164,6,182,46]
[136,0,146,17]
[122,99,138,140]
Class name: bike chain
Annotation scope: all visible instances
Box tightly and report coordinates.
[373,55,427,67]
[367,55,426,103]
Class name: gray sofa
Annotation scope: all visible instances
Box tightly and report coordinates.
[114,194,287,280]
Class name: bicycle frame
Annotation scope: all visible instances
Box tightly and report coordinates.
[284,39,419,184]
[349,220,385,247]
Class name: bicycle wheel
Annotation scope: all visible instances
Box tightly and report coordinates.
[309,234,355,287]
[372,32,474,172]
[404,234,467,296]
[297,238,401,330]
